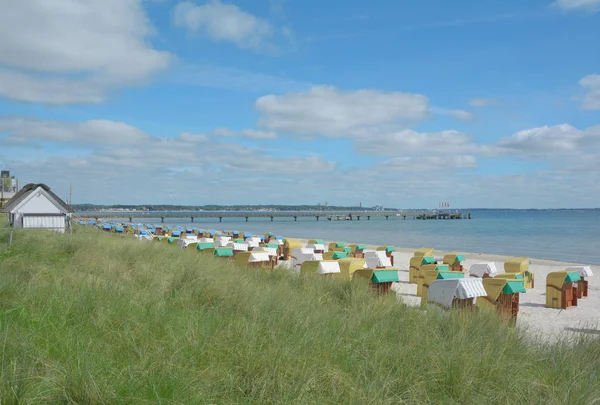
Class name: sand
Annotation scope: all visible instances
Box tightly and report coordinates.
[289,239,600,343]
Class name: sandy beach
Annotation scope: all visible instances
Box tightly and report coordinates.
[294,238,600,343]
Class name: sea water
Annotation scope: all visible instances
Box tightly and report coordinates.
[80,209,600,265]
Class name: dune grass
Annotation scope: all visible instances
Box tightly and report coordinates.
[0,226,599,404]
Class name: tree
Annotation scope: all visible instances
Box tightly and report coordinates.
[2,177,12,191]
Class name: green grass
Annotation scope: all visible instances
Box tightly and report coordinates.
[0,226,599,404]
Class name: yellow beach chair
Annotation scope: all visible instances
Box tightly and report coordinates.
[353,268,400,295]
[282,238,302,260]
[546,271,581,309]
[443,254,466,272]
[338,258,366,278]
[504,257,534,288]
[477,278,526,326]
[409,255,436,284]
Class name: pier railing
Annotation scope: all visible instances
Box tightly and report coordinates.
[76,210,468,223]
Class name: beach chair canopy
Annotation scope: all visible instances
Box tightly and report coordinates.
[482,278,526,301]
[197,243,214,250]
[283,238,303,249]
[214,248,234,257]
[566,266,593,278]
[377,246,395,253]
[371,269,400,283]
[504,257,529,273]
[317,261,341,275]
[469,262,499,278]
[436,271,463,279]
[414,248,434,257]
[253,247,278,256]
[443,254,465,264]
[547,271,581,289]
[338,258,367,277]
[428,278,487,308]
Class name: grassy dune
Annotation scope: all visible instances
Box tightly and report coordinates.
[0,227,599,404]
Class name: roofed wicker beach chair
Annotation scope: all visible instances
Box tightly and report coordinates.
[546,270,581,309]
[214,247,234,261]
[376,246,396,265]
[477,278,526,326]
[427,278,487,311]
[504,257,534,288]
[566,266,593,299]
[421,269,464,304]
[353,268,400,295]
[283,238,303,260]
[234,251,274,270]
[300,260,341,278]
[348,244,367,258]
[365,250,393,269]
[323,251,348,260]
[417,264,450,297]
[337,258,367,278]
[469,262,499,278]
[328,242,346,252]
[443,254,466,272]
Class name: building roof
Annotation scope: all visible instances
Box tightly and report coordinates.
[0,183,72,213]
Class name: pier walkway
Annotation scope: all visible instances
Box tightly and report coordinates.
[78,210,469,223]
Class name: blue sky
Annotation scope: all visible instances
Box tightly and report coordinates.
[0,0,599,208]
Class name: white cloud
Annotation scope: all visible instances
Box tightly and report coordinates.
[553,0,600,11]
[375,155,477,171]
[450,109,476,122]
[489,124,600,161]
[0,0,171,104]
[579,74,600,110]
[174,0,273,50]
[0,117,152,145]
[255,86,429,135]
[212,128,278,139]
[469,98,498,108]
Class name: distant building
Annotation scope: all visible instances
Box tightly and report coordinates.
[1,183,72,232]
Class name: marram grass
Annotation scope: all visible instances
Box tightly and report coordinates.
[0,226,598,404]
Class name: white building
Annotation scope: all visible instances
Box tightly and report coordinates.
[1,183,71,232]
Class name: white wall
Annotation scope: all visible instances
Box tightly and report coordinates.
[22,215,65,233]
[16,192,62,214]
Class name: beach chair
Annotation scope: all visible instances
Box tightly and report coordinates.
[566,266,593,299]
[348,244,367,258]
[283,238,303,260]
[417,264,450,297]
[443,254,465,272]
[409,255,436,284]
[469,262,499,278]
[214,247,234,261]
[234,251,274,270]
[337,258,367,278]
[421,270,465,305]
[477,278,526,326]
[353,268,399,295]
[546,271,581,309]
[365,251,393,269]
[328,242,346,252]
[414,248,434,258]
[291,248,322,270]
[306,240,326,253]
[323,251,348,260]
[300,260,341,278]
[252,246,279,265]
[376,246,396,266]
[196,243,215,253]
[504,257,534,288]
[427,278,487,311]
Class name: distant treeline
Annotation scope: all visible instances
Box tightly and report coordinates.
[72,204,397,212]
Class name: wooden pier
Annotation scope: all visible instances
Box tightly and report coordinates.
[77,210,470,223]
